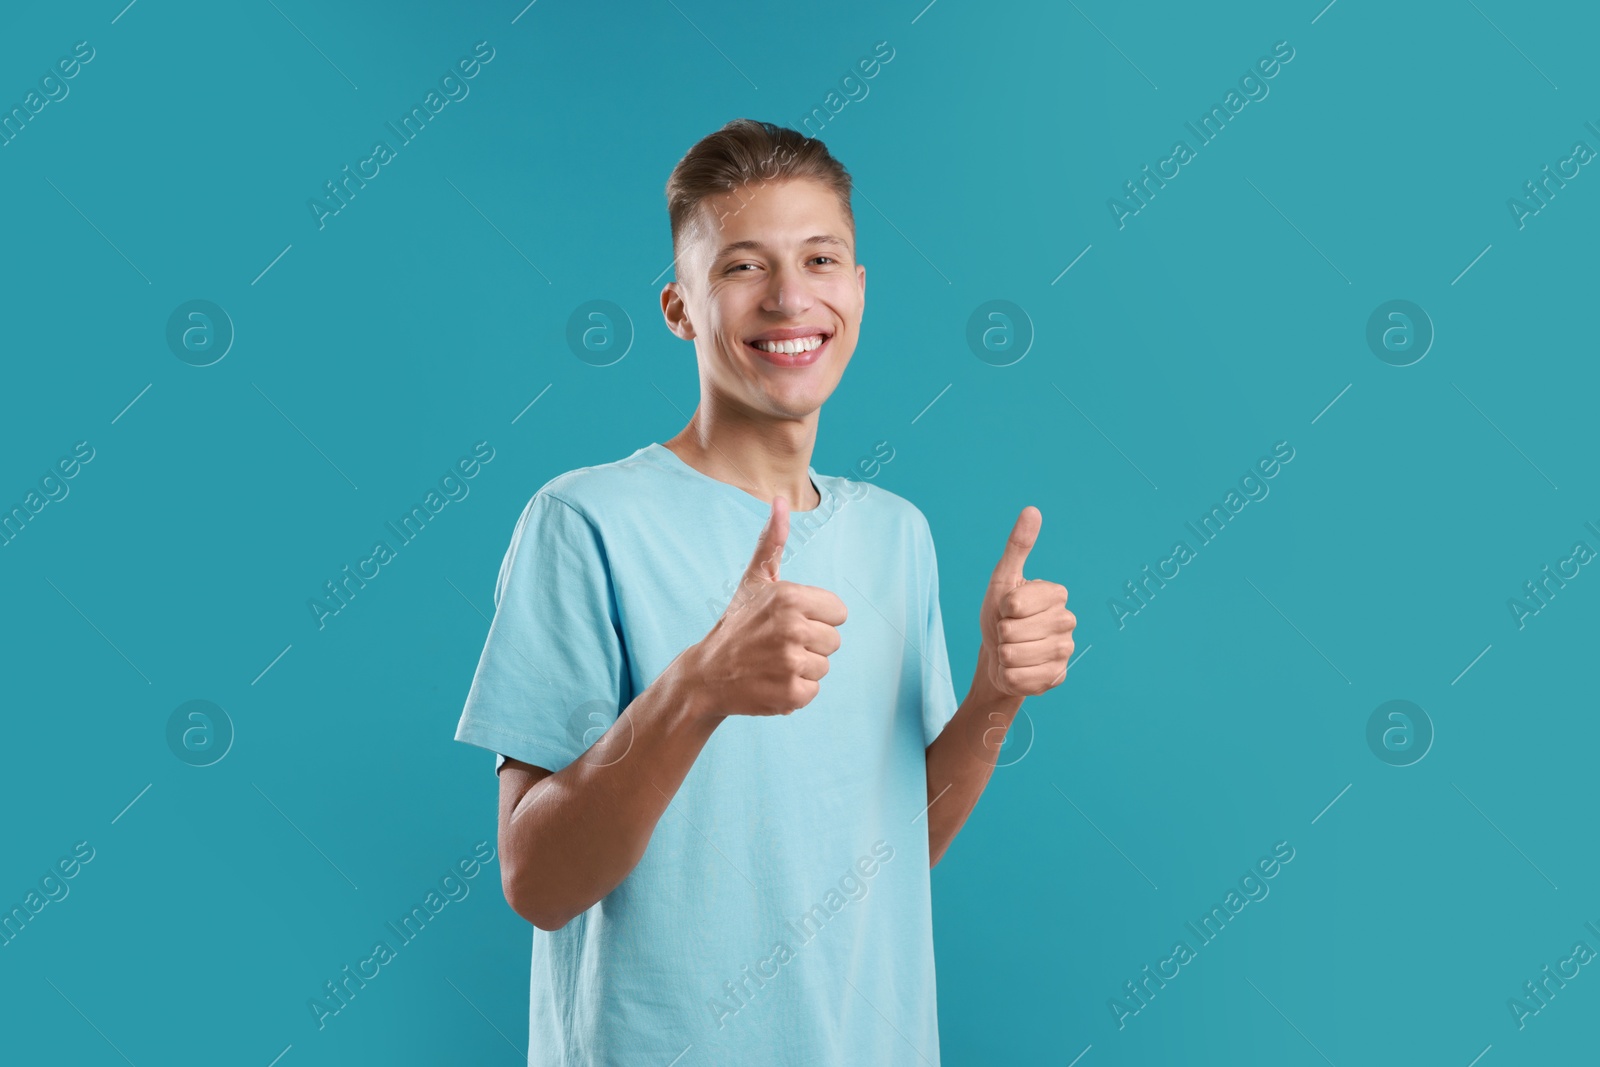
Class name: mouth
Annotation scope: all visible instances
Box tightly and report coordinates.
[745,331,832,368]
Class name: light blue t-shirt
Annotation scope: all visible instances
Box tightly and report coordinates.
[454,441,959,1066]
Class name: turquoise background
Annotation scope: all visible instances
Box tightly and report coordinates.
[2,0,1596,1063]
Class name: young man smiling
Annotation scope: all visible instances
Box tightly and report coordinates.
[454,118,1075,1065]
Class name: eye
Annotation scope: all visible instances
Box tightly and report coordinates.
[811,256,837,265]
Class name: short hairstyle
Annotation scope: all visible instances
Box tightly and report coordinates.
[664,118,854,278]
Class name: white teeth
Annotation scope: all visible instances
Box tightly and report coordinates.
[752,335,825,355]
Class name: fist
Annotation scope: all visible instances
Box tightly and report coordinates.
[979,506,1076,698]
[691,496,849,717]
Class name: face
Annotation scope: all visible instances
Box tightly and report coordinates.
[662,177,865,422]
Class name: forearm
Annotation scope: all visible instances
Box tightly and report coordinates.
[502,645,723,929]
[924,645,1025,867]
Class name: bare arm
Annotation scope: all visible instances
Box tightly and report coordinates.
[924,505,1075,867]
[498,646,723,930]
[923,644,1025,867]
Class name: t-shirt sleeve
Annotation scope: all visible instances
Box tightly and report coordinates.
[918,511,960,747]
[453,489,628,775]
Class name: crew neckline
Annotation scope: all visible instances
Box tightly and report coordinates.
[642,442,835,522]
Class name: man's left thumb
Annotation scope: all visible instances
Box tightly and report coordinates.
[990,506,1041,588]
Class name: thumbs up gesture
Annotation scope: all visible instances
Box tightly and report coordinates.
[688,496,850,717]
[979,507,1076,698]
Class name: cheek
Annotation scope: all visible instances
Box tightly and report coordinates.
[720,332,770,382]
[829,296,864,336]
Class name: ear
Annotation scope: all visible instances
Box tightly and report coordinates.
[661,281,696,341]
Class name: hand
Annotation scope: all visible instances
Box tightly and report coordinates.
[686,496,849,717]
[979,506,1076,698]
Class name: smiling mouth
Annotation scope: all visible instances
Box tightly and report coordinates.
[745,335,832,369]
[749,332,828,354]
[746,332,831,367]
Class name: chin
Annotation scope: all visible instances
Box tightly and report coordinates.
[762,389,830,419]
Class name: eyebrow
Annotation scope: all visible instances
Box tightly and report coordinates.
[713,234,850,260]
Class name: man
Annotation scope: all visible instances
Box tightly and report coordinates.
[454,117,1075,1065]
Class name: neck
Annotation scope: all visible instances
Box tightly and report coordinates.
[663,404,821,511]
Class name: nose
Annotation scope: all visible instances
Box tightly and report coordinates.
[760,261,814,316]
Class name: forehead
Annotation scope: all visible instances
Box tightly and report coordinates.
[695,177,853,259]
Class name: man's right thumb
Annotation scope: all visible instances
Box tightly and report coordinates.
[746,496,789,583]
